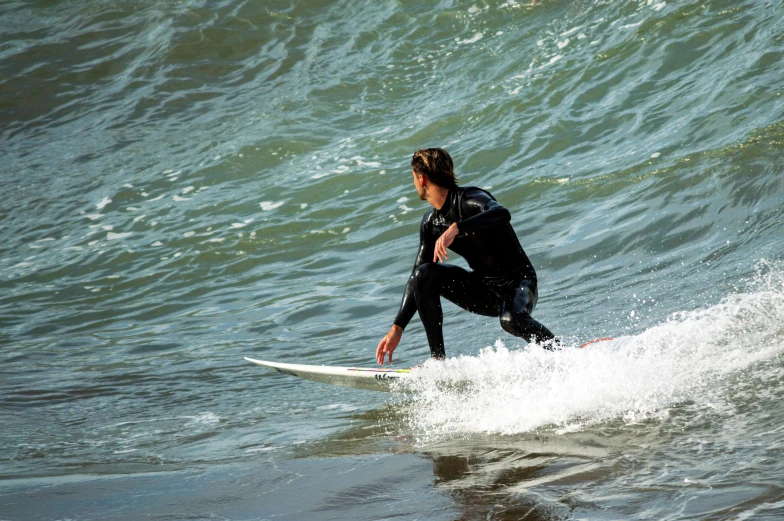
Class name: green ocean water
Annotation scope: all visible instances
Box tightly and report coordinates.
[1,0,783,519]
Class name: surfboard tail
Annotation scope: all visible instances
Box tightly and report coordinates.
[244,357,411,392]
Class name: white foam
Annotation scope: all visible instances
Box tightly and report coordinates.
[96,197,112,210]
[244,446,279,453]
[173,195,190,202]
[397,266,784,441]
[358,160,381,168]
[185,412,220,424]
[456,32,483,45]
[107,232,132,240]
[546,55,563,66]
[260,201,284,211]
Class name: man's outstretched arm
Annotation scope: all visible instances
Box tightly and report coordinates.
[377,212,434,364]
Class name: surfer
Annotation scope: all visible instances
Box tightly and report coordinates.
[376,148,557,364]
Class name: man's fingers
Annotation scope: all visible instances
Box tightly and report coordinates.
[388,349,393,364]
[433,240,448,263]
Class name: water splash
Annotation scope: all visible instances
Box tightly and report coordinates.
[396,262,784,441]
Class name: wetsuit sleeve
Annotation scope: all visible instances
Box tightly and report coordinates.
[457,189,511,234]
[393,212,434,330]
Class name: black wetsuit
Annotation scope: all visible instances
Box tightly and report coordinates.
[393,186,555,358]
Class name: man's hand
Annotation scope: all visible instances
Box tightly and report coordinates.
[433,223,459,263]
[376,325,402,365]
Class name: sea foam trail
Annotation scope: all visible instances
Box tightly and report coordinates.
[396,265,784,439]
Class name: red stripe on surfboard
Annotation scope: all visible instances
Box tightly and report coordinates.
[579,337,614,349]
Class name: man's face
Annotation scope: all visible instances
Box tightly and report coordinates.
[412,170,426,200]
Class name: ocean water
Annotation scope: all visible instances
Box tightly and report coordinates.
[1,0,783,519]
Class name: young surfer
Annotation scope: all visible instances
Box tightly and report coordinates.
[376,148,557,365]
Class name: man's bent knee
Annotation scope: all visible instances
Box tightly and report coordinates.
[500,310,541,343]
[499,310,524,335]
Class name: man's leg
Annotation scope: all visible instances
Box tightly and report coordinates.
[411,263,499,358]
[499,279,557,346]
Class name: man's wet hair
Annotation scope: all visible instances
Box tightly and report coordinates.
[411,148,458,189]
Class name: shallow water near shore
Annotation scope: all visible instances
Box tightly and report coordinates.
[2,0,783,519]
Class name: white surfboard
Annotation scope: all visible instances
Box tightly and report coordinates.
[244,357,411,392]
